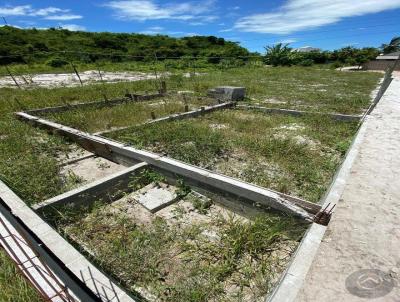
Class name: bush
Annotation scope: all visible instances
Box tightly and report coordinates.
[299,59,314,66]
[331,61,344,69]
[46,57,68,68]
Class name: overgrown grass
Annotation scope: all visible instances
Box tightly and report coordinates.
[108,109,358,202]
[1,65,381,115]
[0,248,43,302]
[44,95,217,133]
[47,189,307,302]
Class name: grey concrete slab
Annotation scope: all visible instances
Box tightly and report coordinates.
[132,182,178,213]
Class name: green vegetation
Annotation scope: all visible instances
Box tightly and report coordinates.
[44,95,217,133]
[0,248,43,302]
[264,43,379,67]
[0,65,380,207]
[47,181,307,302]
[108,109,358,202]
[0,26,249,67]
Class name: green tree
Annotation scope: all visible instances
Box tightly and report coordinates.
[264,43,293,66]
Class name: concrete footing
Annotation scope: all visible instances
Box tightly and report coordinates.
[238,105,362,122]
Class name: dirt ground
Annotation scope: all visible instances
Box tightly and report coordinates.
[58,146,126,188]
[0,70,159,88]
[296,73,400,301]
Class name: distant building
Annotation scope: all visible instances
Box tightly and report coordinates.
[294,46,321,53]
[376,51,400,60]
[363,51,400,71]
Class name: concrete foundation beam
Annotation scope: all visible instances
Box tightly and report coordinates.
[94,101,235,136]
[238,105,362,122]
[33,162,148,211]
[0,180,138,302]
[16,111,318,220]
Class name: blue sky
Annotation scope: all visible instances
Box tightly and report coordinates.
[1,0,400,53]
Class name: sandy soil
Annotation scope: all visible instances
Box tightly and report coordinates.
[0,70,201,89]
[60,156,126,186]
[296,74,400,301]
[0,70,160,88]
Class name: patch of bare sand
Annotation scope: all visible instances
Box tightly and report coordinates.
[0,71,160,89]
[60,156,126,187]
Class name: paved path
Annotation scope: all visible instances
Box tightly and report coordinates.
[297,72,400,301]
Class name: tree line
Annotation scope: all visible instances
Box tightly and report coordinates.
[1,26,399,69]
[0,26,250,66]
[264,37,400,67]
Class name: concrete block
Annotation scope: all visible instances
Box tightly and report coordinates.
[132,182,178,213]
[208,86,246,101]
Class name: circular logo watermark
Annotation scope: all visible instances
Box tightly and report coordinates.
[345,269,395,298]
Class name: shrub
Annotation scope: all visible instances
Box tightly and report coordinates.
[299,59,314,66]
[46,57,68,68]
[331,61,344,69]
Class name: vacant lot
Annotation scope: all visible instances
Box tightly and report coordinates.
[0,66,380,204]
[0,65,381,301]
[107,109,358,202]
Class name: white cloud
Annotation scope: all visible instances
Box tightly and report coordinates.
[33,7,68,16]
[59,24,86,31]
[0,5,31,16]
[148,26,164,31]
[140,26,164,34]
[235,0,400,34]
[0,4,82,20]
[277,38,297,44]
[104,0,217,22]
[45,14,83,21]
[140,27,197,36]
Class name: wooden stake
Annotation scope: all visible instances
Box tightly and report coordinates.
[5,66,21,89]
[160,81,167,94]
[70,63,83,86]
